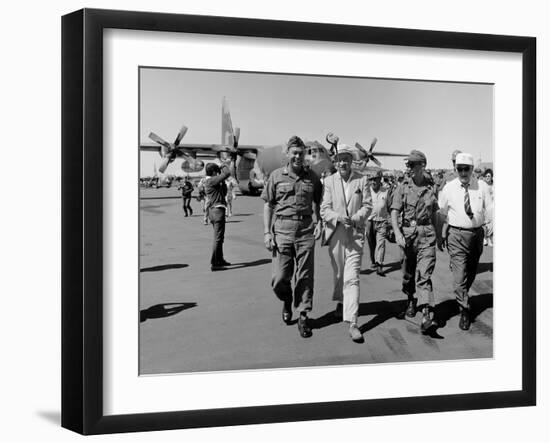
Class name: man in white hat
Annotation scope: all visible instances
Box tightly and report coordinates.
[438,152,492,330]
[320,144,372,342]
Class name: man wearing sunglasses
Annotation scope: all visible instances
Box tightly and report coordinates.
[437,153,492,330]
[390,150,439,334]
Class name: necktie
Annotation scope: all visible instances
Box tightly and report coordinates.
[462,183,473,219]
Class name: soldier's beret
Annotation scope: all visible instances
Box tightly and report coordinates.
[406,150,427,164]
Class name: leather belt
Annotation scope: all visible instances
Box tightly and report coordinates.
[402,220,430,227]
[278,214,312,221]
[449,225,483,232]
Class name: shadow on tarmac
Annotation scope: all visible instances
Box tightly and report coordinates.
[383,260,402,274]
[310,300,406,331]
[477,262,493,273]
[309,311,339,330]
[310,293,492,338]
[140,302,197,323]
[360,260,401,276]
[213,258,271,271]
[140,196,181,200]
[434,293,493,328]
[140,264,189,272]
[358,300,407,332]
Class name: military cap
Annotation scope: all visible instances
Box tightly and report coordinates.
[286,135,306,150]
[406,149,427,164]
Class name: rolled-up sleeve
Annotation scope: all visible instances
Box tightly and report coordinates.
[390,184,404,212]
[261,174,277,207]
[437,185,448,216]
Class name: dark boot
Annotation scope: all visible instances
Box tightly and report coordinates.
[420,306,438,334]
[406,298,417,318]
[459,306,471,331]
[298,312,312,338]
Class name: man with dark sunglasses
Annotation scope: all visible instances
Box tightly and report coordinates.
[390,150,439,334]
[438,153,492,330]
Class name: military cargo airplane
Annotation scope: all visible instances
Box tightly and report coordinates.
[140,97,407,194]
[140,97,265,194]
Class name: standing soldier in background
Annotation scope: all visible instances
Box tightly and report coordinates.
[365,170,389,276]
[390,150,439,334]
[262,136,323,338]
[204,159,233,271]
[177,175,194,217]
[438,153,492,330]
[197,176,209,225]
[225,175,238,218]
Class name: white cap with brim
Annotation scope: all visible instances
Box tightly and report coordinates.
[335,144,358,160]
[455,153,474,166]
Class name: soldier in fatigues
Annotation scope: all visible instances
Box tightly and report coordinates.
[262,136,323,338]
[390,150,439,334]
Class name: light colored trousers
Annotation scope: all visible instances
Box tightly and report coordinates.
[328,224,364,324]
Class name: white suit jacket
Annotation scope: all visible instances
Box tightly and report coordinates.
[320,171,372,242]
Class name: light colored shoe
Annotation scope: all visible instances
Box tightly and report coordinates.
[483,238,488,246]
[349,323,363,342]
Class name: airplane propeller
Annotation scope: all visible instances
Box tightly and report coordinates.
[355,138,382,167]
[173,125,188,147]
[149,125,195,173]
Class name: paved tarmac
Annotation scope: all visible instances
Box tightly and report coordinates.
[139,188,493,375]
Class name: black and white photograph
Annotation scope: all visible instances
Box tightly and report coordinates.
[139,67,494,375]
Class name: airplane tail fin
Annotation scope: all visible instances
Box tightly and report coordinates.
[222,96,235,147]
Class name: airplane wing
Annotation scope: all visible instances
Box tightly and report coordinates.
[373,152,409,157]
[140,143,264,160]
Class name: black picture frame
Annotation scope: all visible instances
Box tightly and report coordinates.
[62,8,536,435]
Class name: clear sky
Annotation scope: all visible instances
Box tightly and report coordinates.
[139,67,493,176]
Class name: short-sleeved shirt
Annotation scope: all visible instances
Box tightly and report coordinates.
[438,177,492,228]
[261,165,322,217]
[390,177,438,225]
[369,187,389,221]
[441,170,458,190]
